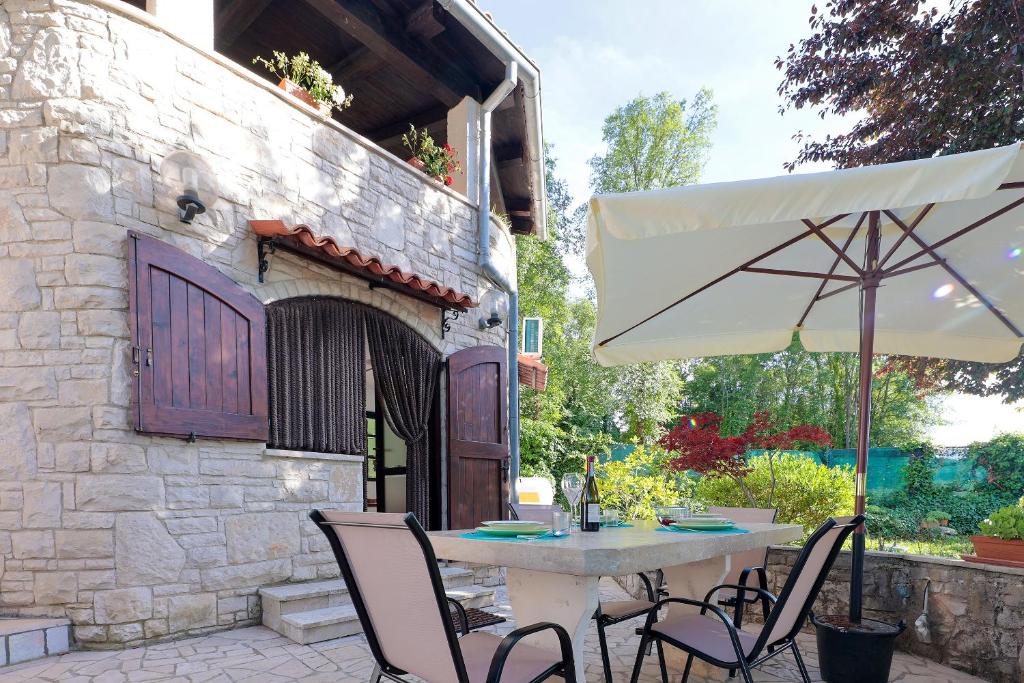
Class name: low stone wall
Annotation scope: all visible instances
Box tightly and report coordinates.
[767,547,1024,683]
[617,548,1024,682]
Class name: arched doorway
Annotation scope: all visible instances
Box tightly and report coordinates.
[264,297,442,526]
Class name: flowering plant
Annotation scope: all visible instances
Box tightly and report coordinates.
[253,51,353,114]
[660,412,832,507]
[401,125,462,186]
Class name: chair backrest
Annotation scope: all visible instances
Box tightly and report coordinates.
[311,510,466,683]
[756,515,864,650]
[510,502,556,524]
[707,506,776,587]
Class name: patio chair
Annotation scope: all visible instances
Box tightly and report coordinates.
[629,515,864,683]
[656,506,778,626]
[310,509,577,683]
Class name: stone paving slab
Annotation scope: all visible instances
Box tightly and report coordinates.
[0,580,989,682]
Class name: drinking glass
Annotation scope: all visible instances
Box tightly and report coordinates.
[561,474,584,529]
[601,509,620,527]
[552,509,571,536]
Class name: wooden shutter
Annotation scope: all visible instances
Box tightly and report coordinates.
[128,231,268,441]
[447,345,508,529]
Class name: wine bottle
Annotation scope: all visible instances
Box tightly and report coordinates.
[581,456,600,532]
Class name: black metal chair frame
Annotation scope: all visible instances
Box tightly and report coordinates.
[629,515,864,683]
[310,510,578,683]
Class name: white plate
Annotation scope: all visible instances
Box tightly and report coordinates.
[481,520,546,528]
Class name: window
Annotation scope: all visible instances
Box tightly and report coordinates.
[522,317,543,356]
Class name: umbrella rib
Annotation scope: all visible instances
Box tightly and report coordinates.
[884,193,1024,272]
[883,210,1023,338]
[797,212,867,328]
[815,280,860,302]
[801,217,865,275]
[742,267,860,282]
[883,260,943,278]
[877,203,935,269]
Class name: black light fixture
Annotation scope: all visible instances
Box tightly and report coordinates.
[478,288,508,329]
[160,150,218,224]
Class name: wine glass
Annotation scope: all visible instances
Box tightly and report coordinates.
[561,474,584,529]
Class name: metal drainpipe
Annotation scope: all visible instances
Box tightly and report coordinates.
[477,61,521,503]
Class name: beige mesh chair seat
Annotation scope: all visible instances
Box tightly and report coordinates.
[630,515,864,683]
[311,510,576,683]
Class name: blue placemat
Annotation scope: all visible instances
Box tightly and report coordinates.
[460,531,564,542]
[656,526,749,535]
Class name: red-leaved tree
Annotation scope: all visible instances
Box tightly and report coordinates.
[660,412,832,507]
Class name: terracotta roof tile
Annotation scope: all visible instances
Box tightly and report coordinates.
[250,220,477,309]
[517,353,548,391]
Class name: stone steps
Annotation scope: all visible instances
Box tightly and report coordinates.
[259,566,495,644]
[0,618,71,667]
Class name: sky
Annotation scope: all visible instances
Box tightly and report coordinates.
[477,0,1024,445]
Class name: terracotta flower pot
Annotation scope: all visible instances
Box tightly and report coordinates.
[970,535,1024,563]
[278,79,331,115]
[407,157,426,172]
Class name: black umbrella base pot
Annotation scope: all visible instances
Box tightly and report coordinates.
[812,614,905,683]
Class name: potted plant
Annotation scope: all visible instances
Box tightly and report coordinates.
[966,498,1024,566]
[253,51,353,116]
[401,124,462,186]
[920,510,951,530]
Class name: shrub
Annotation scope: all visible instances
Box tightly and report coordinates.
[978,498,1024,540]
[693,453,854,536]
[519,417,612,495]
[875,487,1018,535]
[595,446,690,521]
[922,510,952,524]
[968,433,1024,494]
[865,504,917,549]
[902,442,938,495]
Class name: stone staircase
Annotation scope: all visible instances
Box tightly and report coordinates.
[259,565,495,644]
[0,618,71,667]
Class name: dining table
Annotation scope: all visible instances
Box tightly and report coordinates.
[428,520,803,682]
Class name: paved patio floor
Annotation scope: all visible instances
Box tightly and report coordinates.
[0,580,987,682]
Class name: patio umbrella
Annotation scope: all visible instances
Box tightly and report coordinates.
[586,142,1024,621]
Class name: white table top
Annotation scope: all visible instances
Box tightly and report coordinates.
[427,521,803,577]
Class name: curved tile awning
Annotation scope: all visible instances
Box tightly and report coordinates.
[250,220,477,310]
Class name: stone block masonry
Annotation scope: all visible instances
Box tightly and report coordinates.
[0,0,514,647]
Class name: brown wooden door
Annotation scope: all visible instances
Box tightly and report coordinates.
[447,345,508,530]
[128,231,268,441]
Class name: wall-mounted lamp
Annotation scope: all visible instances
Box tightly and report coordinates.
[478,288,508,330]
[159,150,218,224]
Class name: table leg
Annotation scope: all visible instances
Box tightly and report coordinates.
[505,568,600,683]
[660,555,733,680]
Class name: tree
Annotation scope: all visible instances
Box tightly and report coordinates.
[588,90,717,193]
[777,0,1024,399]
[586,90,719,443]
[661,411,833,508]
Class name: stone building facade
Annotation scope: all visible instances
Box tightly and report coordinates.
[0,0,515,647]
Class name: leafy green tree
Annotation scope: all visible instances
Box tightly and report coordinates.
[595,446,691,521]
[588,90,717,193]
[585,90,718,444]
[777,0,1024,400]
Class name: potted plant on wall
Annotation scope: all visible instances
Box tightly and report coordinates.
[964,498,1024,567]
[401,124,462,186]
[253,51,353,116]
[920,510,951,530]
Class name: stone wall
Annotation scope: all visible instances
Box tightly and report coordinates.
[0,0,514,648]
[767,547,1024,683]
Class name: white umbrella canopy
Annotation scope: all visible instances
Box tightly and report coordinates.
[587,143,1024,367]
[586,142,1024,622]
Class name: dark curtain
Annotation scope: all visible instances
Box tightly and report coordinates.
[266,298,367,455]
[364,308,441,524]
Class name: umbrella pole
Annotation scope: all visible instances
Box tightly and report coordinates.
[850,210,881,623]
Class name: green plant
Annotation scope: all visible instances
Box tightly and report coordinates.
[253,51,353,114]
[922,510,951,524]
[401,125,462,186]
[875,487,1017,536]
[519,417,612,502]
[902,443,938,495]
[594,446,690,521]
[968,433,1024,493]
[978,499,1024,540]
[693,453,854,536]
[864,504,917,549]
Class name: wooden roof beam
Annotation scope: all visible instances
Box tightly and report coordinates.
[301,0,480,107]
[328,46,384,84]
[216,0,276,48]
[405,1,446,40]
